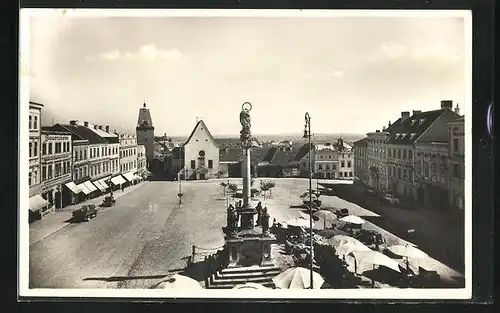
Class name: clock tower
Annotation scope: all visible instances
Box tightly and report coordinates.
[136,102,155,169]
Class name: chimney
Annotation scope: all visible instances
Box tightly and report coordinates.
[105,125,110,132]
[412,110,422,115]
[441,100,453,110]
[401,111,410,122]
[84,121,89,127]
[382,126,387,131]
[70,120,77,125]
[94,125,98,129]
[376,130,380,133]
[454,104,460,115]
[388,121,392,127]
[98,125,103,130]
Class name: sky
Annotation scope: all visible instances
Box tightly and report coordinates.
[27,12,467,137]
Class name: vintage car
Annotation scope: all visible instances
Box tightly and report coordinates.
[72,204,98,222]
[354,229,386,246]
[334,208,349,218]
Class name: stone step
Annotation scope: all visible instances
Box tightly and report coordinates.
[220,265,282,275]
[216,269,282,279]
[210,273,274,285]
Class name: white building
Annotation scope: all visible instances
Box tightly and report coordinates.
[29,101,43,198]
[172,120,220,180]
[137,144,147,176]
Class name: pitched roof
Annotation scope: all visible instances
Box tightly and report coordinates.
[262,147,277,162]
[293,143,314,161]
[270,147,297,166]
[353,137,368,146]
[219,147,271,163]
[183,120,218,147]
[137,103,154,128]
[53,124,108,144]
[386,109,446,145]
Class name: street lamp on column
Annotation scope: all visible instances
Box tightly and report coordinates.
[303,112,314,289]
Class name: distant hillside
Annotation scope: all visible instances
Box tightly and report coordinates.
[170,133,365,145]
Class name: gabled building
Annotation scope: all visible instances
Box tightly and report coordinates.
[172,120,220,180]
[366,129,391,191]
[387,100,461,201]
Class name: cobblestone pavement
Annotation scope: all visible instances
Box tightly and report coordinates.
[28,177,464,289]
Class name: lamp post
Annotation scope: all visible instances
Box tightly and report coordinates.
[178,168,184,205]
[303,112,313,289]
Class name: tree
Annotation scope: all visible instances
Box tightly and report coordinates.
[260,180,276,199]
[220,182,228,197]
[228,183,238,194]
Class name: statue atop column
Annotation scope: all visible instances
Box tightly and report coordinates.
[261,207,270,235]
[240,102,253,149]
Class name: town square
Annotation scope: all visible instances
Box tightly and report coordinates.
[23,10,468,295]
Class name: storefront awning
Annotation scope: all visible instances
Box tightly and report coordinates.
[111,175,127,185]
[77,182,92,195]
[93,180,106,191]
[29,195,48,212]
[122,172,136,182]
[84,181,98,193]
[98,179,110,189]
[65,182,82,194]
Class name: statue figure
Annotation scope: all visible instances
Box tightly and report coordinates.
[227,204,235,229]
[230,210,239,235]
[261,207,270,235]
[239,106,251,130]
[255,201,263,226]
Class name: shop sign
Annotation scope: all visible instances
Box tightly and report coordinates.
[44,135,70,142]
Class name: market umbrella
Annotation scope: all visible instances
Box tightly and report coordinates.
[387,244,428,270]
[313,210,337,229]
[328,235,371,258]
[152,274,202,290]
[339,215,365,225]
[233,282,269,289]
[272,267,324,289]
[350,250,401,274]
[285,217,315,229]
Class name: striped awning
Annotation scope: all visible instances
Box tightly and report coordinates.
[93,180,106,191]
[98,179,109,189]
[29,195,48,212]
[84,181,98,193]
[77,182,92,195]
[122,172,136,182]
[65,182,82,194]
[111,175,127,185]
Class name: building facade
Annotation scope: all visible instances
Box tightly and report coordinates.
[137,144,147,176]
[414,142,449,209]
[173,120,220,180]
[366,130,390,191]
[386,101,460,201]
[40,130,73,211]
[29,101,43,197]
[136,102,155,169]
[353,138,368,182]
[88,124,120,177]
[447,116,465,210]
[314,144,339,179]
[338,144,354,180]
[119,133,138,174]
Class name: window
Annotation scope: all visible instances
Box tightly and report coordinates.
[63,162,67,174]
[29,116,32,129]
[48,165,53,179]
[208,160,213,169]
[29,172,32,186]
[341,161,345,167]
[349,172,353,177]
[397,149,401,159]
[318,165,322,170]
[42,143,46,155]
[403,149,407,159]
[339,172,343,177]
[392,167,396,177]
[42,166,47,181]
[97,148,100,157]
[191,160,196,169]
[423,162,429,178]
[33,171,37,185]
[29,142,32,158]
[397,168,401,179]
[409,150,412,160]
[328,155,331,159]
[55,163,61,176]
[84,150,87,159]
[403,169,408,180]
[453,138,459,152]
[326,165,330,170]
[55,142,62,154]
[79,168,83,178]
[453,163,461,179]
[332,164,337,170]
[48,143,53,155]
[347,161,351,168]
[34,116,38,129]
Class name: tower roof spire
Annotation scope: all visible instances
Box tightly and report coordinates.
[143,101,146,108]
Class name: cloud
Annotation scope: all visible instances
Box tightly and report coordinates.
[326,70,344,78]
[380,42,408,59]
[85,45,183,62]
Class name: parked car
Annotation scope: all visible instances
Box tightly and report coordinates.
[334,208,349,218]
[72,204,98,222]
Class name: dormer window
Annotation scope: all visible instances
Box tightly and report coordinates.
[410,119,416,126]
[410,133,417,139]
[419,118,426,125]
